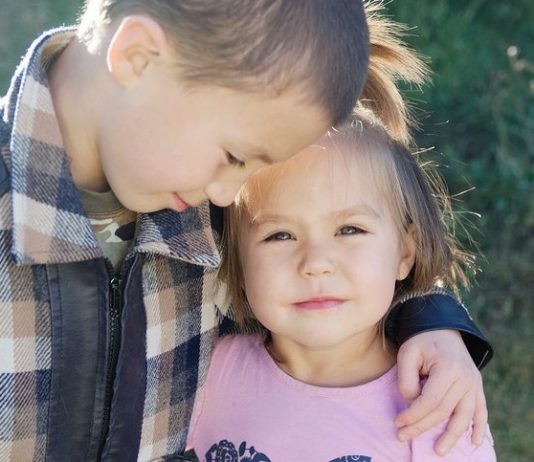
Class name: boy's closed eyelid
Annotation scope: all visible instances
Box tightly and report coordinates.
[225,151,246,168]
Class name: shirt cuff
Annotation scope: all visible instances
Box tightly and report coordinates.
[386,291,494,369]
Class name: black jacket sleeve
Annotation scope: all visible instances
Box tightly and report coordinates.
[386,290,493,369]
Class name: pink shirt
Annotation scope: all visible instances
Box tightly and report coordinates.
[188,335,496,462]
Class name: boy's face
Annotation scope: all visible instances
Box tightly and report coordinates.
[96,73,329,212]
[238,145,415,354]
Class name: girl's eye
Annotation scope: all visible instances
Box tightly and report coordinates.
[265,231,293,242]
[225,151,246,168]
[337,225,366,236]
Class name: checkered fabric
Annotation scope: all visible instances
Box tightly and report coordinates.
[0,28,225,461]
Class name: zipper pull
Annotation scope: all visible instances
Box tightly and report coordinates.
[109,276,122,316]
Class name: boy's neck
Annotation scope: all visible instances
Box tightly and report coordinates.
[267,331,396,388]
[47,34,109,193]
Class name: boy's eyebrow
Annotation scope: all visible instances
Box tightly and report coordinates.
[246,148,274,165]
[258,153,274,165]
[238,141,275,164]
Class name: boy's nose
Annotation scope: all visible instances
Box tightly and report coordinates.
[204,179,243,207]
[205,165,256,207]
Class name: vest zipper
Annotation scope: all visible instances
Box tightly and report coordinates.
[97,273,123,459]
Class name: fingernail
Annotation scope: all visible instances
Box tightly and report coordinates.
[436,445,449,456]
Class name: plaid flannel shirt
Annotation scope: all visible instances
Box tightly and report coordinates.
[0,28,228,461]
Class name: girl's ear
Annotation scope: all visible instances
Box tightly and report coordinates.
[106,15,172,85]
[396,225,417,281]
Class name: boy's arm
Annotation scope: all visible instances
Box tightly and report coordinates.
[385,289,493,456]
[386,288,493,369]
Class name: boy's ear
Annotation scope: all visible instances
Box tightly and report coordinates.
[106,15,172,85]
[396,225,417,281]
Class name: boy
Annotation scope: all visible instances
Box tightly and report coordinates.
[0,1,491,460]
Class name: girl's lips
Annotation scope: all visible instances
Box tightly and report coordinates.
[172,192,189,212]
[293,297,344,310]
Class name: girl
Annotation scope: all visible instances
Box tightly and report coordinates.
[187,108,496,462]
[185,6,492,461]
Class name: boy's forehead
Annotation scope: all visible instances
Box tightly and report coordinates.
[227,89,330,162]
[153,82,330,167]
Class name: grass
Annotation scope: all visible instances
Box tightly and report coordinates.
[0,1,81,94]
[2,1,533,460]
[387,2,534,459]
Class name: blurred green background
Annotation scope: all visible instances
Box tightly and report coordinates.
[1,1,532,460]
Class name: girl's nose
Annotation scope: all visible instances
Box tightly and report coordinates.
[299,243,336,278]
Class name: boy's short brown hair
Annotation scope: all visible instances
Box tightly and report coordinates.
[79,0,369,126]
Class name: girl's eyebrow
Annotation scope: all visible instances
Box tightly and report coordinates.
[250,213,296,227]
[336,205,382,220]
[250,205,381,227]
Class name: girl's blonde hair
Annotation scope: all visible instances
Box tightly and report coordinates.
[358,1,429,144]
[218,3,474,330]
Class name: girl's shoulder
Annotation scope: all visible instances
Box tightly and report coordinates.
[188,334,265,447]
[214,333,263,356]
[210,333,265,374]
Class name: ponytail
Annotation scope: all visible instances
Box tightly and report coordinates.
[358,1,430,144]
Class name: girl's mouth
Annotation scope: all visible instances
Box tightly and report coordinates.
[293,297,345,310]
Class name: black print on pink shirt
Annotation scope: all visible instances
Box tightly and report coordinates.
[330,457,372,462]
[205,440,270,462]
[204,439,372,462]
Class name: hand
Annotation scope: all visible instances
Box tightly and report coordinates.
[394,329,488,456]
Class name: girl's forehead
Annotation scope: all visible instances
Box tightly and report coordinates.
[244,145,388,213]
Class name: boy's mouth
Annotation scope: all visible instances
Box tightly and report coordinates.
[293,297,345,310]
[171,192,190,212]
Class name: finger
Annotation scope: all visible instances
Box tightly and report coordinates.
[396,344,423,404]
[396,366,454,428]
[434,391,476,456]
[398,372,474,441]
[471,382,488,446]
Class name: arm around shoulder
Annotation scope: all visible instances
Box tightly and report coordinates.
[386,289,493,369]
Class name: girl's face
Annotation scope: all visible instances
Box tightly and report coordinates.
[238,144,416,354]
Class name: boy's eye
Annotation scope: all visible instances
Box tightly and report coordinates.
[265,231,293,241]
[225,151,246,168]
[337,225,366,236]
